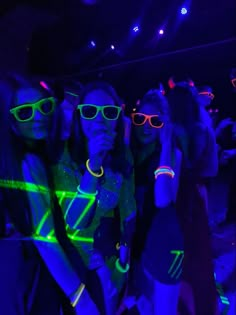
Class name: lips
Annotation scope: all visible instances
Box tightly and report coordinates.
[92,127,108,135]
[143,129,153,136]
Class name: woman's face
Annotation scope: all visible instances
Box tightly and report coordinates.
[80,89,119,140]
[133,103,163,145]
[12,88,54,140]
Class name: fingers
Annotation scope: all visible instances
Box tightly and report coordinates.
[90,134,116,151]
[88,133,117,165]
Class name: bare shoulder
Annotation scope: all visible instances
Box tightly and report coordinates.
[24,153,43,167]
[22,153,48,186]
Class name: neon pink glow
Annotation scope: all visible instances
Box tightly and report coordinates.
[40,81,49,91]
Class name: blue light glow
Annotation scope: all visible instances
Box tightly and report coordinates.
[133,26,139,33]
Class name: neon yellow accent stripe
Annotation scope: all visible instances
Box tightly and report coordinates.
[35,210,50,235]
[32,234,57,243]
[47,229,55,237]
[58,191,66,205]
[71,197,95,230]
[56,190,78,200]
[68,234,94,243]
[0,179,48,193]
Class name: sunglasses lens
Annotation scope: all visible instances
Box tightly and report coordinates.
[16,106,33,121]
[150,116,163,128]
[132,114,146,125]
[80,105,97,119]
[103,106,120,119]
[40,99,55,114]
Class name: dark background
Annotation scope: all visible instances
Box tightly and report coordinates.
[0,0,235,115]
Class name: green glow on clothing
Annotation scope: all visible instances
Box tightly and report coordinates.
[35,210,50,235]
[215,279,230,314]
[68,235,94,243]
[168,250,184,280]
[0,180,95,243]
[0,179,48,193]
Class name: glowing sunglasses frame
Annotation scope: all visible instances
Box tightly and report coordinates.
[77,104,122,120]
[131,113,164,128]
[10,97,56,122]
[198,91,215,100]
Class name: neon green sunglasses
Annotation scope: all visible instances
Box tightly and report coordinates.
[77,104,122,120]
[10,97,56,122]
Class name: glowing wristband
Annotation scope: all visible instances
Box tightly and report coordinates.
[86,159,104,178]
[115,258,130,273]
[154,166,175,179]
[70,283,86,308]
[116,242,128,250]
[77,185,98,197]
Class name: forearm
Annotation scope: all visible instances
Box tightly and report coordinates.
[154,144,174,207]
[34,240,82,298]
[65,159,102,229]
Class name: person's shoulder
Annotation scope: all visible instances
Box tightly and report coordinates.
[23,153,45,170]
[22,153,48,185]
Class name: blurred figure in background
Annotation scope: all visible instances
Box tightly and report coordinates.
[168,83,218,315]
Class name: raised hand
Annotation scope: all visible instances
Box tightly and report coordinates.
[88,131,116,170]
[160,123,173,149]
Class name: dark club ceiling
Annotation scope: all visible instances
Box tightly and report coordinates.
[0,0,236,105]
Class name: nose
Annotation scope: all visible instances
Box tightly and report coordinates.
[94,110,104,122]
[143,119,151,129]
[34,108,46,121]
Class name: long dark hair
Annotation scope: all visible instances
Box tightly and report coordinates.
[167,83,201,162]
[0,73,59,235]
[69,81,132,178]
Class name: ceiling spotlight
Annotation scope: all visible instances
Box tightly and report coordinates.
[81,0,98,5]
[133,26,139,33]
[181,7,188,14]
[110,45,115,50]
[90,40,96,47]
[159,29,164,35]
